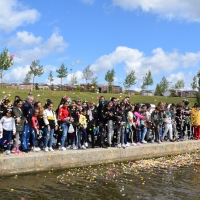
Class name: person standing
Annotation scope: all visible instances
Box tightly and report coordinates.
[22,95,34,152]
[43,101,58,152]
[12,99,26,153]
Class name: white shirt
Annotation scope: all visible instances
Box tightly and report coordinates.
[0,116,16,132]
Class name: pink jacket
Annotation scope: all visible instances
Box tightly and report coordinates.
[134,111,146,125]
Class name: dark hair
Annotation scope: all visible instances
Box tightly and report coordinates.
[14,99,22,105]
[14,95,20,100]
[34,108,39,114]
[184,101,189,106]
[145,103,151,109]
[3,107,13,116]
[44,100,53,109]
[81,107,87,113]
[133,104,140,112]
[34,101,41,108]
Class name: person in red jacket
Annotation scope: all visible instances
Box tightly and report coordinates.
[30,108,40,152]
[58,98,71,150]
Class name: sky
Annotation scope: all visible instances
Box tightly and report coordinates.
[1,0,200,91]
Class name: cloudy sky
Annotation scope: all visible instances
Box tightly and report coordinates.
[1,0,200,90]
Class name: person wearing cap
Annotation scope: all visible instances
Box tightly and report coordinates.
[0,108,16,155]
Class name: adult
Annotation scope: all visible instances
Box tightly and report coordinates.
[21,95,34,152]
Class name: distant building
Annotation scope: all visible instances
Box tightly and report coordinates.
[140,90,155,96]
[98,84,122,93]
[163,90,196,97]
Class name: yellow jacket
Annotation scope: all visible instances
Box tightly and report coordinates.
[79,114,87,128]
[191,108,200,126]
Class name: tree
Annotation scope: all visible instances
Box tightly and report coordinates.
[0,48,14,84]
[91,76,98,93]
[123,70,136,91]
[174,79,185,90]
[29,59,44,88]
[24,71,31,83]
[82,65,94,84]
[159,76,170,95]
[154,84,162,96]
[141,70,153,91]
[56,63,68,90]
[105,69,115,93]
[71,74,78,86]
[191,75,197,90]
[48,70,54,85]
[35,83,39,90]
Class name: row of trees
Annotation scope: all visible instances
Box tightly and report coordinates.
[1,48,200,96]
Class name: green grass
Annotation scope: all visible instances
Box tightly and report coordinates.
[1,88,196,107]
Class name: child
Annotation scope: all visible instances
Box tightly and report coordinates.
[0,109,16,155]
[30,108,41,152]
[78,108,88,149]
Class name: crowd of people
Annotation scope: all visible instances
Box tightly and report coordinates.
[0,93,200,155]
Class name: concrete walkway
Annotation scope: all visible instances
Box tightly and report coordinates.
[0,140,200,176]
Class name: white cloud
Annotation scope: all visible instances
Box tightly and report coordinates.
[9,31,42,48]
[0,0,40,32]
[112,0,200,22]
[3,65,30,83]
[91,46,200,81]
[81,0,95,5]
[13,31,69,65]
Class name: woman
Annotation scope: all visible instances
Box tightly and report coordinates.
[58,99,71,151]
[43,101,58,152]
[127,105,136,145]
[12,99,26,153]
[104,101,115,147]
[133,104,146,145]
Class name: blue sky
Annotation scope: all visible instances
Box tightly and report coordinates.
[1,0,200,91]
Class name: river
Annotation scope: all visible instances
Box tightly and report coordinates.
[0,152,199,200]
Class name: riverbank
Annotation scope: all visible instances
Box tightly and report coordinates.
[0,140,199,176]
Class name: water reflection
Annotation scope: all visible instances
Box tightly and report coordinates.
[0,153,199,200]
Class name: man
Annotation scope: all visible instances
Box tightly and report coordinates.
[21,95,34,152]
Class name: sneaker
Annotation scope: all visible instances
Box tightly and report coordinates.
[5,150,11,155]
[73,146,78,150]
[33,147,41,152]
[16,150,22,154]
[117,143,121,148]
[136,142,142,146]
[131,142,137,146]
[126,143,130,147]
[84,142,88,148]
[59,147,66,151]
[81,145,86,150]
[122,144,126,148]
[44,147,49,152]
[49,147,54,152]
[66,145,72,149]
[141,140,147,144]
[158,140,161,144]
[11,148,17,153]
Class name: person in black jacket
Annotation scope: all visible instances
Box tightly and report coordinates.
[87,101,98,148]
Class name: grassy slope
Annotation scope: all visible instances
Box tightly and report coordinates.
[1,88,196,107]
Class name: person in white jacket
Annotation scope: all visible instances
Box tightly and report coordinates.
[0,108,16,155]
[43,101,58,152]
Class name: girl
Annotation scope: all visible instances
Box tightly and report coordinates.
[30,108,41,151]
[58,99,71,150]
[127,105,136,145]
[78,108,88,149]
[0,108,16,155]
[43,101,58,152]
[133,104,146,145]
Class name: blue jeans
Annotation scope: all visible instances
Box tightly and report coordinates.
[61,122,68,147]
[21,124,31,150]
[79,127,87,145]
[141,126,147,141]
[44,127,54,148]
[31,128,37,147]
[136,125,141,142]
[3,129,12,150]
